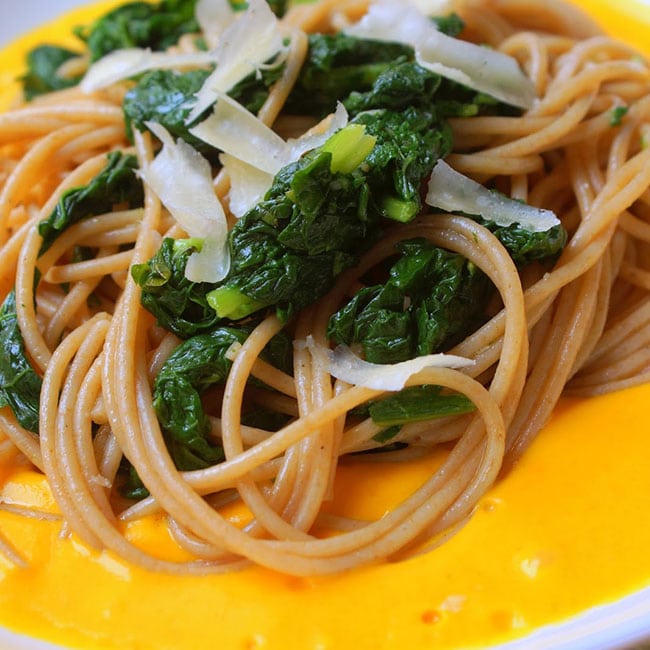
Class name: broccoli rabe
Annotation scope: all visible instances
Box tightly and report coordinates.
[206,122,379,322]
[284,34,414,117]
[123,69,211,153]
[122,63,284,152]
[21,0,293,101]
[480,219,567,266]
[351,384,475,429]
[153,327,246,471]
[356,107,452,222]
[328,213,567,365]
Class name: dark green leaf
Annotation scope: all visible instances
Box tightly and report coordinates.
[122,62,284,152]
[132,238,222,338]
[152,325,293,471]
[123,69,211,152]
[76,0,200,62]
[21,45,81,100]
[368,385,475,427]
[284,33,414,117]
[481,219,568,266]
[0,291,42,434]
[38,152,143,255]
[153,327,247,469]
[328,238,492,364]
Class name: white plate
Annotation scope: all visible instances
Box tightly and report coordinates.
[1,1,650,649]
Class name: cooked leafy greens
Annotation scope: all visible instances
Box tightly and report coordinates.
[122,25,493,148]
[74,0,200,62]
[347,384,476,451]
[284,21,510,121]
[480,218,567,266]
[151,324,292,474]
[357,385,476,427]
[328,215,567,364]
[135,109,453,327]
[21,0,292,101]
[285,14,466,115]
[38,152,143,254]
[328,238,491,364]
[284,34,415,117]
[153,328,246,471]
[21,45,82,100]
[0,292,42,434]
[122,62,284,151]
[123,69,212,153]
[131,238,223,337]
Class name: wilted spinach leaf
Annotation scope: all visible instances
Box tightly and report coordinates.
[0,291,42,434]
[21,45,82,100]
[38,152,143,254]
[328,238,491,364]
[123,61,284,152]
[75,0,199,62]
[366,385,475,427]
[123,69,212,152]
[152,325,292,471]
[132,238,222,337]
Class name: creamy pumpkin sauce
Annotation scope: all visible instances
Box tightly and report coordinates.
[1,2,650,649]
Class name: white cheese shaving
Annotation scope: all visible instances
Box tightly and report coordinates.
[191,93,288,173]
[407,0,453,14]
[187,0,286,122]
[220,153,274,218]
[425,160,560,232]
[345,0,536,109]
[195,0,237,50]
[192,98,349,216]
[80,49,215,93]
[284,102,350,162]
[305,336,473,392]
[140,122,230,283]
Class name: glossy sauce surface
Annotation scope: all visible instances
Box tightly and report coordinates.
[1,2,649,649]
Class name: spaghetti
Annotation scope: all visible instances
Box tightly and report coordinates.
[0,0,649,577]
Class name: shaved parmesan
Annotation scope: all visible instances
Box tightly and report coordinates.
[345,0,536,109]
[80,48,215,93]
[220,153,273,218]
[407,0,452,14]
[193,99,349,216]
[191,93,287,173]
[426,160,560,232]
[305,337,473,391]
[196,0,237,50]
[140,122,230,283]
[284,102,350,162]
[187,0,286,122]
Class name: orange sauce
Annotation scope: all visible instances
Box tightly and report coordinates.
[1,2,650,648]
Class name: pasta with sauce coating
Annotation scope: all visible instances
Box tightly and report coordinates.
[0,0,649,577]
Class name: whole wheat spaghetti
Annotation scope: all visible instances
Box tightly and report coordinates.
[0,0,649,576]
